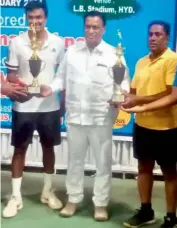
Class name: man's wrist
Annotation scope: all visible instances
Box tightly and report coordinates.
[135,96,144,105]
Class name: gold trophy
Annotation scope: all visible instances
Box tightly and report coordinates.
[28,23,43,94]
[112,30,126,102]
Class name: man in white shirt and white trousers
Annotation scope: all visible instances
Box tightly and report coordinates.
[41,11,130,221]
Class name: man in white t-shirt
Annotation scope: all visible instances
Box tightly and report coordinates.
[2,0,65,218]
[41,11,130,221]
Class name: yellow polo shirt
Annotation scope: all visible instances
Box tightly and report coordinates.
[132,48,177,130]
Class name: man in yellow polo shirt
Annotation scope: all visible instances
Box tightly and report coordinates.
[120,21,177,228]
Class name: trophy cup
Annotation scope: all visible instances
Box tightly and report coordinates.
[27,23,42,94]
[112,30,126,102]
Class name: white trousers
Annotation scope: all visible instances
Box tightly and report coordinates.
[66,124,112,207]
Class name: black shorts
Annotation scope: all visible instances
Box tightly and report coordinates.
[11,110,61,148]
[133,124,177,168]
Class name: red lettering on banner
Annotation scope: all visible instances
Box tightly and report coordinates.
[0,34,18,46]
[115,119,126,126]
[65,37,75,48]
[76,37,85,42]
[63,37,85,48]
[0,71,9,98]
[0,33,85,48]
[0,114,9,121]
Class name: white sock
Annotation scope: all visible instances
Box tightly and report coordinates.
[12,177,22,199]
[42,173,53,195]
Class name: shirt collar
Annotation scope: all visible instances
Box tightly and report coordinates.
[76,39,106,54]
[148,48,171,62]
[23,29,51,49]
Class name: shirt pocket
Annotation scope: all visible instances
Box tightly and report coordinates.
[90,63,110,85]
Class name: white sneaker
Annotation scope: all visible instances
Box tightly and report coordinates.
[2,196,23,218]
[41,189,63,209]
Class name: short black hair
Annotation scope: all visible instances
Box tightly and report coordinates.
[25,0,48,18]
[148,20,170,36]
[84,11,106,26]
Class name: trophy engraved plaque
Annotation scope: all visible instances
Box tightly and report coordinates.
[112,30,126,102]
[28,23,43,94]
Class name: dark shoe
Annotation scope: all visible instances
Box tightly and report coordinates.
[160,216,177,228]
[123,208,156,227]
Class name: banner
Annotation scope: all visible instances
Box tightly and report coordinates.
[1,0,177,136]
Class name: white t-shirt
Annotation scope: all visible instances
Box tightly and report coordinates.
[5,30,65,112]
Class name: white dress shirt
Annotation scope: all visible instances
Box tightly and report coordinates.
[50,40,130,125]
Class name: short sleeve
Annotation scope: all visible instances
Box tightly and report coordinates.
[165,57,177,85]
[131,61,140,89]
[5,39,19,71]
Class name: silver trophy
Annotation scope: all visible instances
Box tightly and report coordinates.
[112,30,126,102]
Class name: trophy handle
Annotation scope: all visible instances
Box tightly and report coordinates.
[108,66,113,77]
[40,61,46,73]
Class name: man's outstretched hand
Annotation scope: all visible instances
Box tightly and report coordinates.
[121,91,140,108]
[108,90,138,109]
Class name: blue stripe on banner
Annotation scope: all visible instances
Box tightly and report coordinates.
[173,71,177,87]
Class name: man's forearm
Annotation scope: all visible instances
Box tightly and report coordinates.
[7,72,18,82]
[7,72,24,86]
[144,94,177,111]
[143,88,177,111]
[136,90,171,105]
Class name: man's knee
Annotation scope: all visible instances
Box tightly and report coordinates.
[138,160,155,174]
[161,167,177,181]
[14,143,28,155]
[39,130,61,148]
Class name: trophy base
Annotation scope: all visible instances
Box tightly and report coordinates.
[112,94,125,102]
[27,86,40,95]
